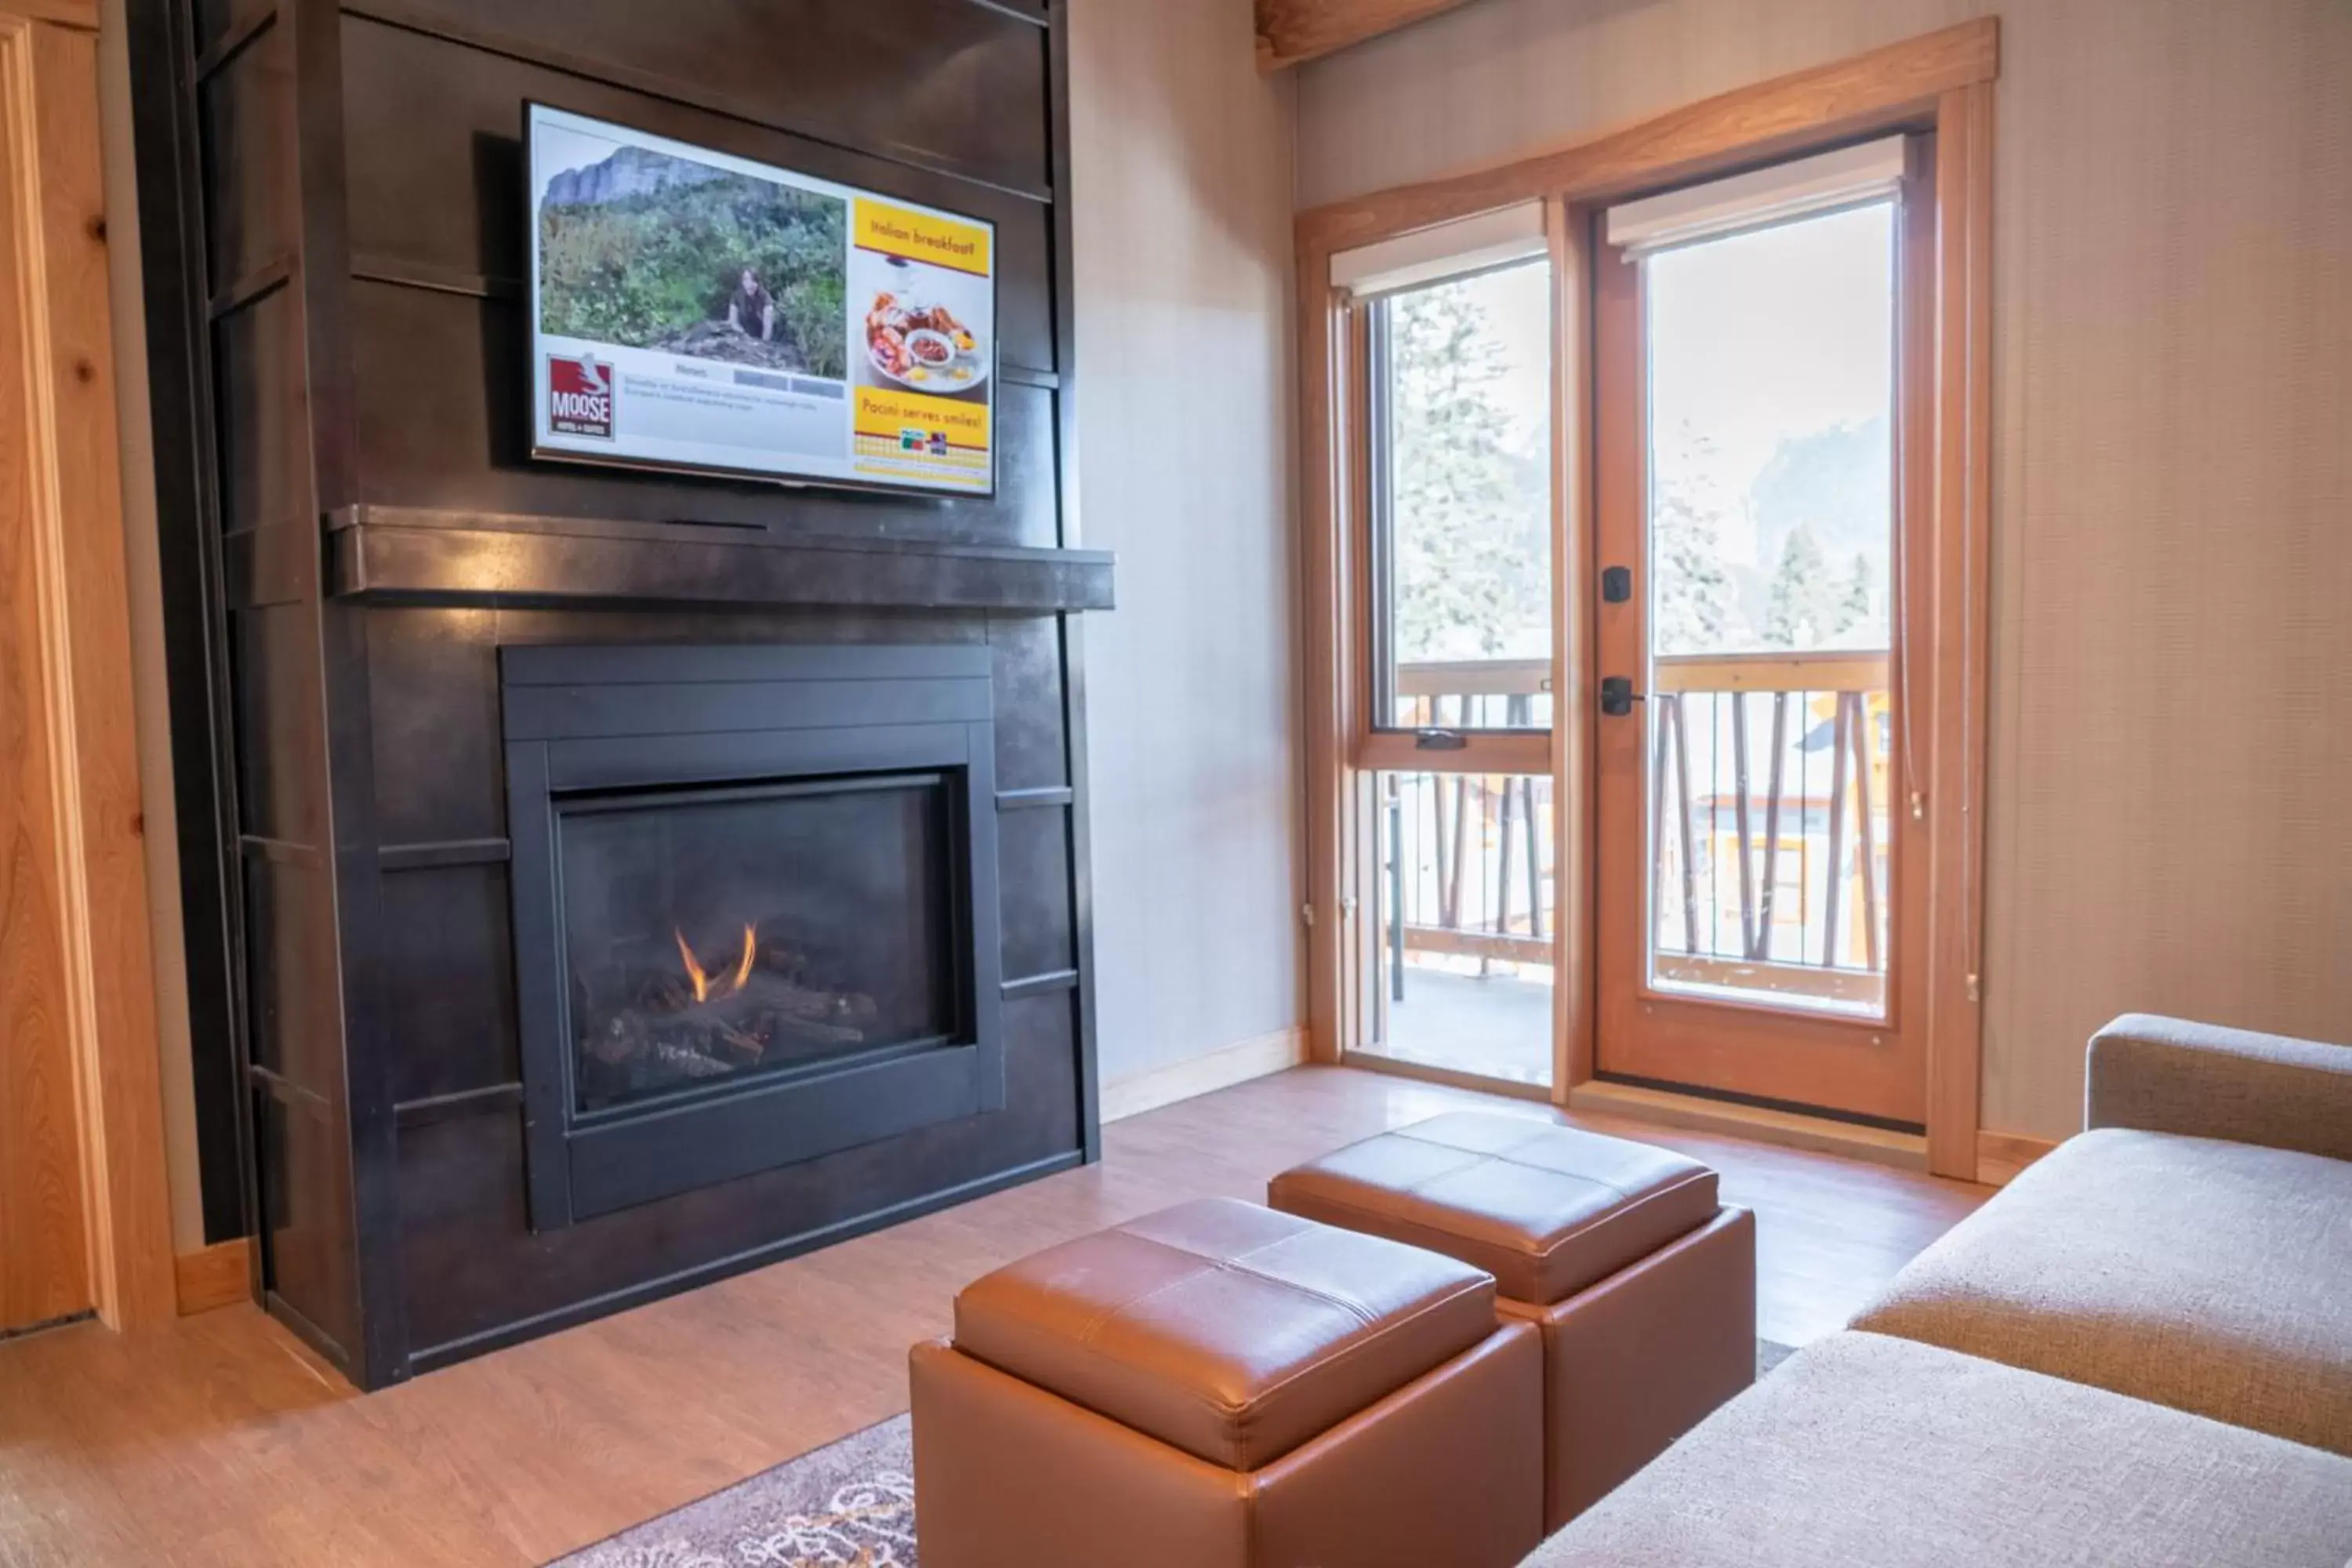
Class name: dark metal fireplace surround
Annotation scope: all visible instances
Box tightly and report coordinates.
[124,0,1114,1388]
[505,645,1005,1228]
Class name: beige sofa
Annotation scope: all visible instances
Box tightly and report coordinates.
[1523,1014,2352,1566]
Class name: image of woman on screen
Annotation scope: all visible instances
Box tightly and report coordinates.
[727,268,776,343]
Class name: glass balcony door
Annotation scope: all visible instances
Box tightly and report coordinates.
[1591,150,1935,1127]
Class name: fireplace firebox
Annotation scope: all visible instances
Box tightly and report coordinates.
[503,644,1004,1228]
[559,778,959,1115]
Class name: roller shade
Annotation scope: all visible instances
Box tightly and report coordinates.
[1606,136,1909,257]
[1330,201,1547,298]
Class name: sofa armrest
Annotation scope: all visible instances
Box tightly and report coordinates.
[2086,1013,2352,1162]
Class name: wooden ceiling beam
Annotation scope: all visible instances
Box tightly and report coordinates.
[1255,0,1482,72]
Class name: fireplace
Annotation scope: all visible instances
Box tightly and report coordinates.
[136,0,1108,1388]
[560,777,959,1115]
[503,644,1004,1228]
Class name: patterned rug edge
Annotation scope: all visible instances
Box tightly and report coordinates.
[547,1339,1802,1566]
[546,1411,916,1568]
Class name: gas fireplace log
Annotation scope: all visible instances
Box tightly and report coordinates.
[768,1013,866,1051]
[581,956,880,1080]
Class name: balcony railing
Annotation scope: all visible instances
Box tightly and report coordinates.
[1383,662,1556,996]
[1650,650,1891,1014]
[1394,658,1553,733]
[1382,652,1891,1016]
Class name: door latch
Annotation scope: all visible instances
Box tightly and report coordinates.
[1599,677,1642,717]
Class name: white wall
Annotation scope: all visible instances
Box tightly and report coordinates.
[1297,0,2352,1138]
[1068,0,1305,1084]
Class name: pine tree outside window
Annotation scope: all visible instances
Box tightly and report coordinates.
[1367,259,1555,734]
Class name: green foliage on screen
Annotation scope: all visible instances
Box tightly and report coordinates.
[540,158,848,382]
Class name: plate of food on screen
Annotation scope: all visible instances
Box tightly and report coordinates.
[865,290,989,394]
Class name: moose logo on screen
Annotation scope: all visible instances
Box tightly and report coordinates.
[546,354,615,438]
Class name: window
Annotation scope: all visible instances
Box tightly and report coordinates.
[1331,205,1559,1090]
[1369,261,1555,734]
[1370,768,1556,1088]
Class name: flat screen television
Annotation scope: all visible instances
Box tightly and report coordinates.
[526,103,998,497]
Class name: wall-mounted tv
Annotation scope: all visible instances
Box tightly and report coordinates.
[527,103,997,497]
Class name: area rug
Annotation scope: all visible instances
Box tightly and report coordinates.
[550,1340,1799,1566]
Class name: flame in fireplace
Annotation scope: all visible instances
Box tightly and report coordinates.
[730,923,757,993]
[674,924,760,1005]
[675,929,711,1004]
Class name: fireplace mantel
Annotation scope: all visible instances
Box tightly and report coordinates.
[314,504,1117,614]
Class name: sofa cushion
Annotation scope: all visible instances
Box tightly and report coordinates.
[1520,1332,2352,1567]
[1853,1127,2352,1454]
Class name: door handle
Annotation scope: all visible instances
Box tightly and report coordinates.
[1599,677,1644,717]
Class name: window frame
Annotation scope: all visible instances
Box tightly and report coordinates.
[1361,263,1561,747]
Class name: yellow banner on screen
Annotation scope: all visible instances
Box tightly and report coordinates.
[853,198,992,276]
[855,387,992,452]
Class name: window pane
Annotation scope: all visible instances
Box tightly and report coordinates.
[1365,769,1555,1089]
[1377,261,1554,732]
[1642,201,1895,1018]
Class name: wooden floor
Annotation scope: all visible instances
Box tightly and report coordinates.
[0,1065,1987,1566]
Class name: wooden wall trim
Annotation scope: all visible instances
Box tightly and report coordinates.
[0,8,90,1336]
[1922,79,1997,1181]
[1295,23,1998,1171]
[1296,18,1997,254]
[173,1236,252,1314]
[1297,245,1350,1064]
[1256,0,1479,73]
[0,1,96,32]
[0,9,178,1328]
[1975,1129,2056,1188]
[1548,197,1595,1091]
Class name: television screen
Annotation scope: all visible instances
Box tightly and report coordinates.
[527,103,997,496]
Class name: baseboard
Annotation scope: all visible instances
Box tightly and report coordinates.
[1974,1130,2059,1187]
[1344,1051,1552,1104]
[1566,1080,1929,1172]
[174,1238,252,1316]
[1099,1027,1308,1123]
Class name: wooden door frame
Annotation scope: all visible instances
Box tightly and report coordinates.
[1294,19,1998,1180]
[1,0,176,1327]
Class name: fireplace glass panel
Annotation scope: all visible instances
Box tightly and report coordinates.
[557,773,960,1115]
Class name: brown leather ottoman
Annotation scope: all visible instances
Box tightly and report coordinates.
[1269,1111,1755,1529]
[909,1196,1544,1568]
